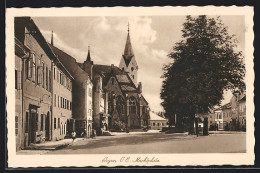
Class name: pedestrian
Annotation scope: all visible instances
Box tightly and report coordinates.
[71,131,76,144]
[91,129,96,139]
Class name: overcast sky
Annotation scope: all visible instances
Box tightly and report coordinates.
[33,15,245,112]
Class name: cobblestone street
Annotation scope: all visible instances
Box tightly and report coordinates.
[18,131,246,154]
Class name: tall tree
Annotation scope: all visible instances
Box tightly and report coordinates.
[161,15,245,134]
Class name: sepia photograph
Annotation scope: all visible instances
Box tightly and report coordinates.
[6,6,254,167]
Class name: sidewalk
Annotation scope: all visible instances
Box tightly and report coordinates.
[209,130,246,134]
[22,138,84,150]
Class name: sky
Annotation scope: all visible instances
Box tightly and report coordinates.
[33,15,245,112]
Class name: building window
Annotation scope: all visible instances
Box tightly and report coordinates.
[70,101,72,110]
[42,62,45,88]
[15,70,18,89]
[40,114,44,131]
[37,59,42,85]
[58,118,60,128]
[60,122,62,135]
[46,66,48,90]
[54,118,57,129]
[142,106,146,114]
[153,122,155,126]
[67,100,69,110]
[65,99,67,109]
[25,112,29,133]
[162,123,164,126]
[57,71,59,83]
[54,94,56,107]
[61,97,63,108]
[49,70,51,91]
[157,123,160,126]
[36,114,39,131]
[131,119,135,125]
[60,73,62,84]
[54,67,56,80]
[15,116,18,136]
[129,96,137,114]
[32,53,36,82]
[58,96,59,108]
[26,57,32,79]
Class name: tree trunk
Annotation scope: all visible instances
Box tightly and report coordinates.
[195,118,199,137]
[203,117,209,136]
[189,114,195,135]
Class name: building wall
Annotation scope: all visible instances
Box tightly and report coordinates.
[52,66,73,140]
[119,57,138,87]
[222,108,232,129]
[85,78,93,138]
[15,55,23,151]
[21,27,53,147]
[150,120,167,130]
[239,101,246,127]
[215,110,224,130]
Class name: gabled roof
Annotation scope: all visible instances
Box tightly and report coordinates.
[93,64,138,93]
[49,44,88,81]
[221,103,231,110]
[150,112,167,121]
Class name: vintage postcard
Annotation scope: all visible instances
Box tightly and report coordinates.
[6,6,254,167]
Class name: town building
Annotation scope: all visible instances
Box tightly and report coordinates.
[49,44,93,138]
[214,108,224,130]
[230,92,246,131]
[15,37,30,150]
[78,47,109,135]
[149,112,167,130]
[221,103,232,130]
[15,17,56,148]
[50,34,74,141]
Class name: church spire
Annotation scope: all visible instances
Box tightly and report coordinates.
[87,46,91,61]
[51,30,54,46]
[123,23,134,66]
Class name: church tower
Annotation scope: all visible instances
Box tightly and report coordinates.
[119,24,138,86]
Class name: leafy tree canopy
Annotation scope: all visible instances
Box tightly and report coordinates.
[161,15,245,119]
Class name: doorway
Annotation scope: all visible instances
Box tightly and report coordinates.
[45,112,50,140]
[29,107,37,145]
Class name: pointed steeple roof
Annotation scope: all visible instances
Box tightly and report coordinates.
[87,46,91,61]
[51,30,54,46]
[123,23,134,66]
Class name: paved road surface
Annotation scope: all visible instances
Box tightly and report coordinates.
[45,132,246,154]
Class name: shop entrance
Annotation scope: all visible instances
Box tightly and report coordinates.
[29,107,37,145]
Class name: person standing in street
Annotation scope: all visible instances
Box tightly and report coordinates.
[71,131,76,144]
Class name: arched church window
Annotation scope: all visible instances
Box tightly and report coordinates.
[111,78,114,85]
[108,91,115,114]
[116,96,125,116]
[131,67,134,71]
[129,96,137,114]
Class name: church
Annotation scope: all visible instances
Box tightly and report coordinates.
[89,26,151,131]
